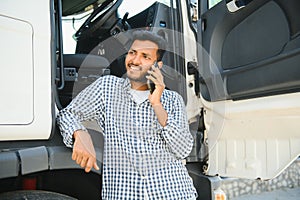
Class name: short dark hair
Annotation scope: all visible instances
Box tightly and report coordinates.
[131,30,166,61]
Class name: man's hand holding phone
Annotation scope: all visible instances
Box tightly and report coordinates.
[146,61,168,127]
[146,61,165,106]
[147,61,159,94]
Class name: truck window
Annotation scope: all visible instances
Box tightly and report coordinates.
[62,11,91,54]
[118,0,170,18]
[209,0,222,9]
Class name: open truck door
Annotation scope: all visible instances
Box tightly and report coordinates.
[197,0,300,179]
[0,0,54,141]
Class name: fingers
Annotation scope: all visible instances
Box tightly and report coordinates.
[93,162,100,171]
[85,158,100,173]
[72,150,77,161]
[80,157,88,168]
[72,150,99,172]
[85,157,97,173]
[72,130,99,172]
[150,64,162,75]
[147,68,163,84]
[146,65,165,95]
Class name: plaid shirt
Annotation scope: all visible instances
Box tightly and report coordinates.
[57,75,197,199]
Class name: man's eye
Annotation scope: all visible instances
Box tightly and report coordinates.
[128,50,135,55]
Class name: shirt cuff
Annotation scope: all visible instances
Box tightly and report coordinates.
[63,123,87,147]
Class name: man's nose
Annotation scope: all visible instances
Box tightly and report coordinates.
[131,54,142,65]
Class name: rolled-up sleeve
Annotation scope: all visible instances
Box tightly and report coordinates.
[159,93,194,159]
[56,78,105,148]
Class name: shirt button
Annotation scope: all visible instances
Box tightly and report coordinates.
[141,176,148,179]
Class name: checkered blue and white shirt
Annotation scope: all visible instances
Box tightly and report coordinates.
[57,75,198,199]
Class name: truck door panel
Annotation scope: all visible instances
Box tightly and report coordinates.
[198,0,300,179]
[0,16,33,125]
[0,0,53,140]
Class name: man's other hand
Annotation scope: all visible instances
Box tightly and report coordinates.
[72,130,100,173]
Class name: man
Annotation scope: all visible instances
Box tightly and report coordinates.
[57,30,197,199]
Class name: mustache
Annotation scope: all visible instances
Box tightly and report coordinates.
[128,63,142,69]
[128,63,153,69]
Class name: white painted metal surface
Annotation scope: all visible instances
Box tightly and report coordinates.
[0,0,53,140]
[205,92,300,179]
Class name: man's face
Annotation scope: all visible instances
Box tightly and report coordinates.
[125,40,158,83]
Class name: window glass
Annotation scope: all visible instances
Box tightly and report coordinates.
[118,0,171,18]
[187,0,198,31]
[189,0,198,22]
[209,0,222,9]
[62,12,91,53]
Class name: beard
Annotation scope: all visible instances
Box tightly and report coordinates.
[126,64,149,83]
[126,71,148,83]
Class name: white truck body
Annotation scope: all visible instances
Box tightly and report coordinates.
[0,0,299,199]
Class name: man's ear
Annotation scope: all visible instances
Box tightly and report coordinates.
[157,61,163,69]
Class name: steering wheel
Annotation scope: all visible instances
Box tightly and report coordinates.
[110,12,130,35]
[75,0,123,39]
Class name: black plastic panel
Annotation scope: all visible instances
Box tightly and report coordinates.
[222,2,289,70]
[198,0,300,101]
[227,50,300,99]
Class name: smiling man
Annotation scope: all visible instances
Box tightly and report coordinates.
[57,30,197,199]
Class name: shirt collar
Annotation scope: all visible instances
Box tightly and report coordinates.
[122,77,152,105]
[122,77,132,92]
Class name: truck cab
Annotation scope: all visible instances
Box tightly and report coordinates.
[0,0,299,199]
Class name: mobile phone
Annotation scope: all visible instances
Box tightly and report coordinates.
[147,61,159,94]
